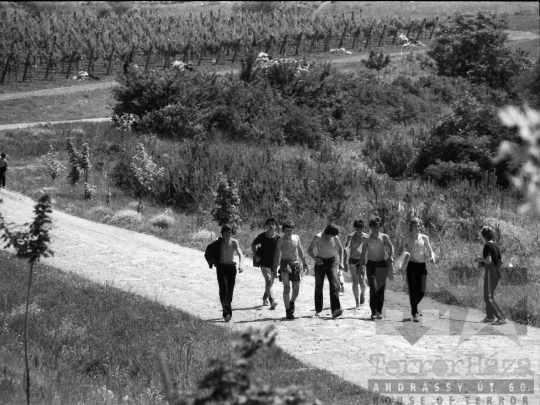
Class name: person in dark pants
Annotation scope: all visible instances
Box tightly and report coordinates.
[359,216,394,320]
[204,224,243,322]
[307,224,345,318]
[397,218,436,322]
[475,226,507,325]
[251,217,281,309]
[0,153,8,188]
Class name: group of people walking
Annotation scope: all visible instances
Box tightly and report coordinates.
[204,217,507,326]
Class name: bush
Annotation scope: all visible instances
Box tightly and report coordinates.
[149,210,175,229]
[424,161,482,185]
[88,205,113,220]
[109,209,142,225]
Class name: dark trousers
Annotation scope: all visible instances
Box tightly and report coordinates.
[366,260,388,315]
[0,171,5,188]
[314,258,341,313]
[216,263,237,318]
[484,268,505,320]
[407,261,427,316]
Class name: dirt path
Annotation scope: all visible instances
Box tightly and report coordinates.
[0,117,112,131]
[1,189,538,405]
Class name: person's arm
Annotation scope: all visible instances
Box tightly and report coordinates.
[334,236,344,270]
[273,239,282,273]
[383,234,394,262]
[296,236,309,271]
[233,240,243,272]
[251,236,260,261]
[307,235,322,266]
[477,245,492,264]
[397,236,407,257]
[423,235,436,263]
[344,234,352,271]
[359,237,368,266]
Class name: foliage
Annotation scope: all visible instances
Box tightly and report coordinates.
[414,95,520,186]
[42,147,66,182]
[130,143,166,212]
[0,194,53,405]
[512,55,540,109]
[66,139,81,186]
[211,172,242,228]
[362,51,390,78]
[496,106,540,215]
[428,11,528,90]
[149,209,175,229]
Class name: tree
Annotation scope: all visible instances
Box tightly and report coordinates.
[0,195,53,405]
[362,51,390,79]
[211,172,242,229]
[428,12,527,90]
[130,143,166,214]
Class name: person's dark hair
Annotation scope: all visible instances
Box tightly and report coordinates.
[353,219,364,229]
[480,226,494,241]
[221,224,233,234]
[282,219,295,231]
[323,224,339,236]
[0,153,5,158]
[265,217,277,226]
[410,217,423,231]
[369,216,381,228]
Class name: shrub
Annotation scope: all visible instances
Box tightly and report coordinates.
[424,160,482,185]
[109,209,142,225]
[149,210,175,229]
[88,205,113,219]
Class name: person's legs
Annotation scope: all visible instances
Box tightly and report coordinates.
[407,263,421,316]
[216,265,232,319]
[0,172,5,188]
[261,267,274,303]
[375,261,388,315]
[282,271,291,310]
[359,265,367,303]
[350,263,360,305]
[488,269,506,321]
[290,281,300,311]
[338,268,345,295]
[227,264,237,315]
[484,270,495,319]
[314,263,325,313]
[366,261,378,317]
[326,262,341,314]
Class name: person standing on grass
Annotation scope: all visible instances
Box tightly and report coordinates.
[0,153,8,189]
[359,216,394,321]
[397,218,436,322]
[344,219,369,308]
[204,224,243,323]
[475,226,507,325]
[251,217,280,310]
[273,220,308,320]
[307,224,344,318]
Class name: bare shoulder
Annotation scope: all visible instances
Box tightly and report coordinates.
[231,238,240,246]
[421,233,430,242]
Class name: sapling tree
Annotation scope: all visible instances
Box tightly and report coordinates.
[43,146,65,182]
[66,139,81,186]
[363,51,390,79]
[211,172,242,231]
[130,143,166,214]
[67,140,95,199]
[0,194,53,405]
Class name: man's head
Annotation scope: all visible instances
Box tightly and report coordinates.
[410,217,423,232]
[323,224,339,237]
[221,224,233,237]
[265,217,277,229]
[282,219,295,234]
[369,216,382,232]
[353,219,364,230]
[0,153,5,159]
[480,226,494,241]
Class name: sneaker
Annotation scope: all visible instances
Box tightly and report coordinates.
[224,315,231,323]
[315,312,322,317]
[376,312,382,320]
[355,302,361,309]
[413,314,419,322]
[360,294,365,305]
[290,301,295,315]
[286,309,295,320]
[263,299,269,306]
[370,314,377,321]
[332,309,343,318]
[492,319,507,325]
[482,317,496,323]
[270,301,278,310]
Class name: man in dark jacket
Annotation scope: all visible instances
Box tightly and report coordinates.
[204,225,243,322]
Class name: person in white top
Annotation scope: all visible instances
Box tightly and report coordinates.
[344,219,369,308]
[397,218,435,322]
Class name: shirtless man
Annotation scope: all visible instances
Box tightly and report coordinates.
[273,220,308,320]
[204,224,243,322]
[344,219,369,308]
[307,224,344,318]
[359,217,394,320]
[397,218,435,322]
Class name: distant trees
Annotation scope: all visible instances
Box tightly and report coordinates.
[363,51,390,79]
[428,11,528,90]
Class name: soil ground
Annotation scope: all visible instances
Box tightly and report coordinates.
[1,189,538,405]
